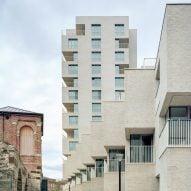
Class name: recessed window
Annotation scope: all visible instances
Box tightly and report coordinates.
[115,77,124,88]
[115,24,124,36]
[69,141,78,151]
[74,129,79,139]
[73,103,78,112]
[69,90,78,100]
[92,39,101,49]
[91,24,101,36]
[92,77,101,87]
[169,107,188,119]
[92,90,101,100]
[69,116,78,125]
[73,52,78,61]
[68,64,78,75]
[115,51,124,61]
[92,116,102,121]
[115,90,124,101]
[92,65,101,75]
[92,103,101,113]
[92,52,101,61]
[68,39,78,49]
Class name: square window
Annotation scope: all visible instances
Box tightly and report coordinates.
[115,77,124,88]
[115,52,124,61]
[69,90,78,100]
[115,24,124,36]
[92,52,101,61]
[92,90,101,100]
[91,24,101,36]
[68,65,78,75]
[92,103,101,113]
[68,39,78,49]
[92,65,101,75]
[92,77,101,87]
[92,39,101,49]
[69,116,78,125]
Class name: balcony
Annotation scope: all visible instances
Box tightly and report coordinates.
[127,145,154,163]
[62,51,78,62]
[159,119,191,156]
[63,77,78,88]
[115,38,129,49]
[76,24,85,35]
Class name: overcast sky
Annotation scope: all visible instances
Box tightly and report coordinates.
[0,0,190,179]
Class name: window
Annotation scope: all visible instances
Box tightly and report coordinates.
[96,159,104,177]
[115,77,124,88]
[73,103,78,112]
[74,129,79,139]
[115,24,124,36]
[109,149,125,171]
[76,24,85,35]
[68,39,78,49]
[92,65,101,75]
[92,77,101,87]
[115,65,120,74]
[91,24,101,36]
[115,90,124,101]
[73,52,78,61]
[69,90,78,100]
[92,90,101,100]
[92,103,101,113]
[68,65,78,75]
[92,39,101,49]
[20,126,34,155]
[69,116,78,125]
[115,39,120,48]
[92,116,102,121]
[73,78,78,87]
[115,51,124,61]
[130,134,153,163]
[169,107,188,119]
[69,141,78,151]
[92,52,101,61]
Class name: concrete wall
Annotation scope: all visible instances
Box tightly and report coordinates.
[160,148,191,191]
[125,164,158,191]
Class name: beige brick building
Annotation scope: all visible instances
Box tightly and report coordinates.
[62,4,191,191]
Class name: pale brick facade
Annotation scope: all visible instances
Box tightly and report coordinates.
[62,4,191,191]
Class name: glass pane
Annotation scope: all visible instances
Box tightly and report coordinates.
[69,116,78,125]
[68,65,78,74]
[74,129,79,139]
[73,103,78,112]
[92,90,101,100]
[69,141,78,151]
[92,103,101,113]
[69,90,78,100]
[170,107,188,119]
[92,65,101,75]
[92,116,102,121]
[115,52,124,61]
[68,39,78,49]
[92,78,101,87]
[115,77,124,87]
[92,52,101,61]
[91,24,101,36]
[92,39,101,49]
[115,24,124,36]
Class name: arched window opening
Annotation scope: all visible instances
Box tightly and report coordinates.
[20,126,34,155]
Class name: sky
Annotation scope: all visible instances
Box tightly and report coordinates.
[0,0,190,179]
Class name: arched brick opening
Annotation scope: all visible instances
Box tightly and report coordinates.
[20,126,34,155]
[17,169,22,191]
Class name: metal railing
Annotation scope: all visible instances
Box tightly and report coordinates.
[129,145,154,163]
[108,159,125,172]
[159,119,191,156]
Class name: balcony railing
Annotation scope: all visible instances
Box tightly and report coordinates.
[129,145,154,163]
[108,159,125,172]
[160,119,191,156]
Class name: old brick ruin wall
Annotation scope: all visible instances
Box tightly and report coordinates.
[0,142,39,191]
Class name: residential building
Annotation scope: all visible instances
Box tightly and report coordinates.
[0,106,43,190]
[62,4,191,191]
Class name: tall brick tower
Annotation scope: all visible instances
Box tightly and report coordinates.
[0,106,43,189]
